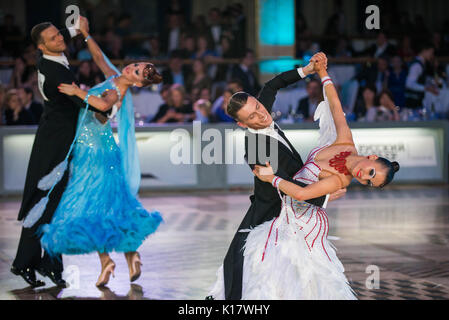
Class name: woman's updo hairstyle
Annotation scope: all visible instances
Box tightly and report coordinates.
[376,157,400,188]
[141,63,163,87]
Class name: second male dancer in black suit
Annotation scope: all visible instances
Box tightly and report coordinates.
[208,52,346,299]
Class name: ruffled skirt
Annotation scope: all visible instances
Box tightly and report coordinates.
[39,117,162,256]
[209,204,356,300]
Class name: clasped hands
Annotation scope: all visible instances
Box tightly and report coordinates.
[303,52,328,76]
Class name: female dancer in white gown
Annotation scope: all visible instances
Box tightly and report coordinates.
[208,53,399,299]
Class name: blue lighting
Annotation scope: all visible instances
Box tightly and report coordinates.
[259,57,305,74]
[259,0,295,46]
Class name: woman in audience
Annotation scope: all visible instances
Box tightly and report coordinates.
[191,35,217,60]
[3,89,34,125]
[214,88,235,122]
[185,58,212,97]
[377,89,400,121]
[77,60,97,89]
[193,98,215,123]
[152,84,194,124]
[354,85,377,122]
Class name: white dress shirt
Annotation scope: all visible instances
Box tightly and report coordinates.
[38,28,77,100]
[247,121,292,152]
[406,56,426,92]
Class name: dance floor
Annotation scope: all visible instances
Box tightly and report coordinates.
[1,185,449,300]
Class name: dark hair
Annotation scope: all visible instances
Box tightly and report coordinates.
[228,78,244,89]
[141,63,163,87]
[414,40,434,54]
[376,89,394,105]
[31,22,52,45]
[363,84,377,95]
[306,78,321,87]
[241,48,255,59]
[376,157,400,188]
[160,84,171,94]
[19,86,34,100]
[227,91,250,120]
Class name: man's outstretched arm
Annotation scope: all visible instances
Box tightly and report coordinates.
[257,53,327,113]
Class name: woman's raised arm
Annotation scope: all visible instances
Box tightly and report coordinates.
[314,55,354,144]
[79,17,117,79]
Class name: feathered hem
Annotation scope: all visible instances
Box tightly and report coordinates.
[39,208,162,256]
[208,218,356,300]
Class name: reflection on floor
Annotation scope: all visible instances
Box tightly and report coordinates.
[1,185,449,300]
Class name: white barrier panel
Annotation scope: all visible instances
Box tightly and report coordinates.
[1,123,447,194]
[226,127,445,185]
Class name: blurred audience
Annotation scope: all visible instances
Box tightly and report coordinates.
[3,89,35,125]
[77,60,97,89]
[405,42,437,110]
[162,52,189,86]
[0,14,22,57]
[17,86,43,123]
[231,49,260,96]
[296,79,323,121]
[185,58,212,99]
[151,84,194,124]
[362,32,397,58]
[193,98,215,123]
[214,88,236,123]
[2,4,449,126]
[387,56,407,108]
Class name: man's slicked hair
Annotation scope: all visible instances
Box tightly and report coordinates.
[227,91,250,120]
[31,22,53,45]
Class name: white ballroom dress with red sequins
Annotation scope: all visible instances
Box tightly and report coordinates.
[208,95,357,300]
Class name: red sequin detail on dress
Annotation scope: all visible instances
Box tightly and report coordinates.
[328,151,352,175]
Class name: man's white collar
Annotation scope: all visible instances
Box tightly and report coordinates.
[43,53,70,69]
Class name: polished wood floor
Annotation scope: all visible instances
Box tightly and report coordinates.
[1,185,449,300]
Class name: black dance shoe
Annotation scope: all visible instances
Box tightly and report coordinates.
[36,267,67,288]
[10,266,46,288]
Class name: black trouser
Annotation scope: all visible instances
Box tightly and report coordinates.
[13,170,69,273]
[13,226,63,272]
[223,231,248,300]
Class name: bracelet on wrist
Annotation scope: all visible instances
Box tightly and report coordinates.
[321,76,333,87]
[271,176,283,188]
[84,35,92,42]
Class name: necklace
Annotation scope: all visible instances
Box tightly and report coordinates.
[328,151,352,175]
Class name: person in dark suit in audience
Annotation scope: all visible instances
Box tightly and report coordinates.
[231,49,261,96]
[296,78,323,121]
[17,86,44,124]
[161,51,190,86]
[360,32,397,58]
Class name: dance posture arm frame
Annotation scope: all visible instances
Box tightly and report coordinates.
[256,71,355,202]
[247,67,328,208]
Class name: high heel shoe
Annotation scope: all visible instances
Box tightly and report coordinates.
[96,259,115,287]
[127,252,142,282]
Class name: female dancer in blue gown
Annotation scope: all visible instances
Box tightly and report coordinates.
[23,21,163,287]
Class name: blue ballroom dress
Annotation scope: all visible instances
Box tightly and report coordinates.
[38,75,163,256]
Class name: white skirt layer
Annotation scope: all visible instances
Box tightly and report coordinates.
[209,206,357,300]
